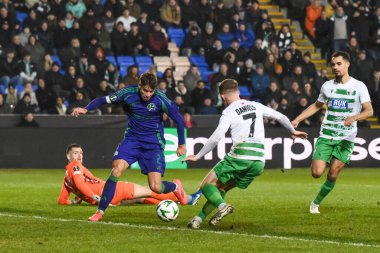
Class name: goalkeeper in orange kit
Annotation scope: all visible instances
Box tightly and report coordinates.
[58,144,201,206]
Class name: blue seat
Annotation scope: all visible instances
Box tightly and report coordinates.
[16,11,28,23]
[190,55,208,68]
[168,27,184,36]
[16,84,24,94]
[119,68,127,78]
[157,71,163,78]
[168,27,185,47]
[51,55,62,66]
[200,71,214,82]
[135,56,152,66]
[170,36,184,47]
[0,85,5,94]
[116,56,134,64]
[138,65,151,74]
[106,56,117,66]
[239,86,251,97]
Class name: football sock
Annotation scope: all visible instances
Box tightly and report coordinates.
[198,190,227,220]
[161,181,176,193]
[98,175,118,212]
[313,179,336,205]
[202,183,225,207]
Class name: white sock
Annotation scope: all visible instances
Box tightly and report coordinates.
[217,203,227,210]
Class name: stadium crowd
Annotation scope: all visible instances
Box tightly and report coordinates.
[0,0,379,127]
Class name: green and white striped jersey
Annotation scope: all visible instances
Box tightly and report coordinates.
[195,99,294,162]
[318,77,371,141]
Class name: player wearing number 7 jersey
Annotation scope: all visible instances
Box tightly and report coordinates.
[183,79,308,229]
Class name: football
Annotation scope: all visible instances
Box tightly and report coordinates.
[156,200,179,222]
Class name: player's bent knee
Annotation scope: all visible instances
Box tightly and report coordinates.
[311,170,323,178]
[149,182,162,193]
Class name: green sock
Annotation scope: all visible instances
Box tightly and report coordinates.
[313,179,336,205]
[197,188,227,220]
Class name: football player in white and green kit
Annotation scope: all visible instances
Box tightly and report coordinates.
[292,51,373,214]
[182,79,308,229]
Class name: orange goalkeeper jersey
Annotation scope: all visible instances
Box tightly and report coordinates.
[57,161,134,205]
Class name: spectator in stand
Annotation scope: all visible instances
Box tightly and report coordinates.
[314,68,329,91]
[264,53,277,77]
[20,82,38,106]
[277,24,293,55]
[213,0,228,29]
[67,91,91,114]
[102,9,116,33]
[195,0,212,30]
[91,47,109,77]
[0,49,22,87]
[344,36,361,63]
[0,93,12,114]
[84,35,102,63]
[183,112,196,128]
[283,65,308,91]
[93,21,111,53]
[125,0,141,19]
[217,23,235,49]
[367,68,380,120]
[50,96,67,115]
[264,80,282,105]
[256,21,276,50]
[287,0,309,30]
[84,64,101,93]
[19,26,31,47]
[37,21,54,54]
[224,51,238,77]
[104,0,124,19]
[250,62,270,102]
[277,97,294,122]
[331,6,351,52]
[136,10,153,35]
[181,24,204,57]
[294,97,314,127]
[287,81,303,107]
[147,22,169,56]
[123,65,139,86]
[302,82,318,104]
[65,11,75,29]
[66,0,87,19]
[35,78,55,114]
[19,53,37,84]
[5,84,18,108]
[202,22,216,56]
[54,19,71,51]
[230,12,243,34]
[183,65,202,92]
[351,4,372,49]
[238,58,255,86]
[129,22,150,56]
[279,50,294,77]
[111,21,130,56]
[14,93,38,114]
[368,27,380,62]
[271,63,284,86]
[352,50,374,82]
[315,10,332,59]
[95,79,114,101]
[249,38,267,64]
[267,42,279,61]
[210,62,231,105]
[23,9,40,33]
[171,81,192,112]
[206,39,226,71]
[104,63,121,88]
[199,98,218,115]
[59,37,81,71]
[227,39,246,66]
[160,0,181,27]
[245,0,262,33]
[10,35,23,61]
[161,67,176,89]
[116,8,136,32]
[300,52,317,83]
[305,0,323,39]
[179,0,195,28]
[17,112,39,127]
[158,79,172,98]
[191,80,210,113]
[289,41,303,65]
[23,35,45,75]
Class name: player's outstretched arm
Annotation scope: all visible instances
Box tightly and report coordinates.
[291,130,308,140]
[177,144,186,157]
[292,101,324,128]
[72,97,109,117]
[182,155,198,162]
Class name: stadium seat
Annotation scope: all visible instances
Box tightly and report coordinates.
[0,85,5,94]
[16,11,28,24]
[116,56,134,66]
[135,56,153,66]
[190,55,209,68]
[119,68,127,78]
[106,56,117,66]
[16,83,23,94]
[138,65,151,75]
[200,71,214,82]
[239,86,251,98]
[51,55,62,66]
[167,27,185,47]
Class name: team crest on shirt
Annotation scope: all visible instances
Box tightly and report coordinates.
[147,103,156,111]
[110,95,117,102]
[73,166,79,171]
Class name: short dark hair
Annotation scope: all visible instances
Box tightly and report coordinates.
[139,72,158,89]
[331,51,350,62]
[218,79,239,94]
[66,143,82,154]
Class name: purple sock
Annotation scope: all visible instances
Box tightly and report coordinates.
[98,175,118,212]
[161,181,177,193]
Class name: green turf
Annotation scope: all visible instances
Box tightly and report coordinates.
[0,168,379,253]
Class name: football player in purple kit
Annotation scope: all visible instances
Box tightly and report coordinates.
[71,72,188,222]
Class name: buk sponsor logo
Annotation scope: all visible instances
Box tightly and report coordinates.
[331,99,348,109]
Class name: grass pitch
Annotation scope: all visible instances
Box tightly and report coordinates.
[0,168,379,253]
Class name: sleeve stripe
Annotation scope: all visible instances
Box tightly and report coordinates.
[106,96,111,103]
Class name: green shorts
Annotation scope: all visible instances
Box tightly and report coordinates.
[213,155,265,189]
[312,137,354,164]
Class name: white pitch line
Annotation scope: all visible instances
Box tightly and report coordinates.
[0,213,379,249]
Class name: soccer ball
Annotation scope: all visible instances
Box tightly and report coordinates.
[156,200,179,222]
